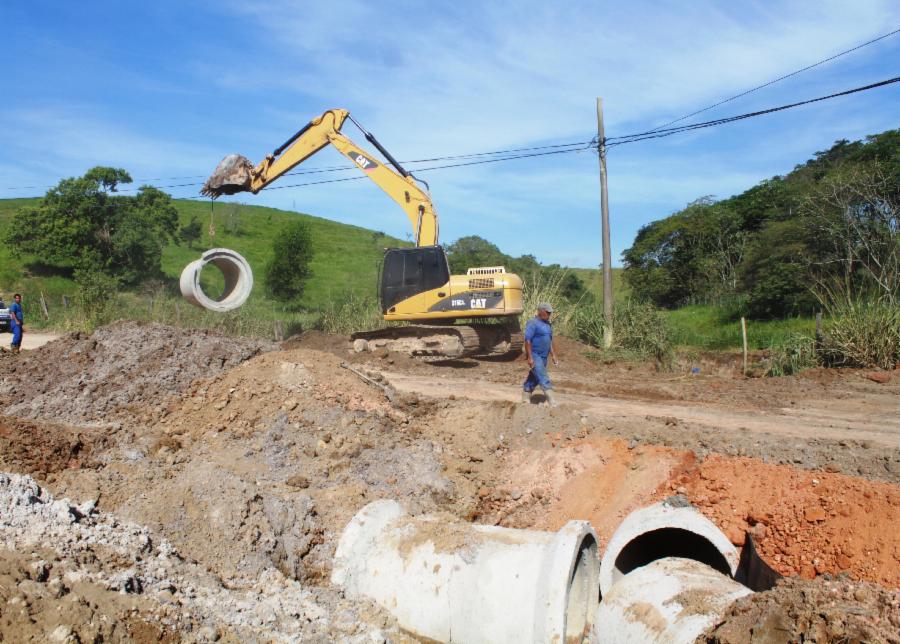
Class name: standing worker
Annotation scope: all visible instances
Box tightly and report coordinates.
[9,293,23,354]
[522,302,559,406]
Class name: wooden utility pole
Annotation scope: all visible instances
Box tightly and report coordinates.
[596,98,614,348]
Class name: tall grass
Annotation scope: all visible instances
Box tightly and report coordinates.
[572,299,673,365]
[820,301,899,369]
[518,268,582,336]
[765,333,817,376]
[316,294,385,335]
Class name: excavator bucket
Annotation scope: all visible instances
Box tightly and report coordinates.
[200,154,254,198]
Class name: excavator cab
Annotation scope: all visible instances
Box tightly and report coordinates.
[380,246,450,313]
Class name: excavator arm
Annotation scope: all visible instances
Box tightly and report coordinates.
[201,109,439,246]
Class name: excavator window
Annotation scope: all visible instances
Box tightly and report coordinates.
[381,246,450,312]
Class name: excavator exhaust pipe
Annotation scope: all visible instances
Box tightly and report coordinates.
[201,154,254,198]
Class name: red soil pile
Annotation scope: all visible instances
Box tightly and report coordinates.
[679,454,900,587]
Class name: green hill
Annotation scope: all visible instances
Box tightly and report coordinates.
[0,197,406,311]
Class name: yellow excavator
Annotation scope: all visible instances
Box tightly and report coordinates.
[201,108,524,359]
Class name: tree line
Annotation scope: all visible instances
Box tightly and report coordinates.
[622,129,899,318]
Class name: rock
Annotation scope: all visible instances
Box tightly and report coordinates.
[510,490,522,501]
[853,587,871,602]
[627,440,637,450]
[663,416,678,426]
[286,475,310,489]
[748,523,767,540]
[865,371,890,384]
[352,339,369,353]
[836,553,852,569]
[213,399,228,410]
[531,488,544,500]
[477,487,490,498]
[805,506,826,522]
[281,398,299,412]
[49,626,75,643]
[824,462,841,473]
[28,560,50,582]
[197,625,221,642]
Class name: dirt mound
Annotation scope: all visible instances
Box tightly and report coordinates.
[680,455,900,587]
[0,321,273,426]
[702,576,900,643]
[0,548,180,644]
[0,472,402,642]
[0,414,111,479]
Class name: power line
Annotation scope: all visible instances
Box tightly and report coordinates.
[641,26,900,134]
[265,145,593,190]
[1,139,591,192]
[606,75,900,147]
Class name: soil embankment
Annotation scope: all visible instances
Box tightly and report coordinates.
[0,323,897,641]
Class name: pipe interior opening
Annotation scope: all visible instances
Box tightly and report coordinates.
[198,261,227,301]
[205,257,243,303]
[565,533,599,643]
[613,528,731,584]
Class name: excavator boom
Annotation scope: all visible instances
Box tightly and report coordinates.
[202,109,438,246]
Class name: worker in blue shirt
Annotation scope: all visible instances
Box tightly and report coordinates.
[522,302,559,407]
[9,293,23,354]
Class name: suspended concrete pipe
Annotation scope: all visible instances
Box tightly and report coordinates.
[179,248,253,312]
[599,500,739,597]
[331,499,600,644]
[591,557,752,644]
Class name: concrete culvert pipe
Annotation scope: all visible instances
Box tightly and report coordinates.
[331,499,600,644]
[599,500,739,597]
[179,248,253,312]
[591,557,752,644]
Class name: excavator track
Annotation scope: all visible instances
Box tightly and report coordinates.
[351,320,523,360]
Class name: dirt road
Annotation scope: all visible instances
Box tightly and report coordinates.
[383,370,900,448]
[0,331,59,352]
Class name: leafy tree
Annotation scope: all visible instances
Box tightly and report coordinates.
[5,167,178,285]
[622,129,900,317]
[265,220,314,302]
[179,216,203,249]
[445,235,507,274]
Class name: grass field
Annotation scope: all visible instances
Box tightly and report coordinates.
[0,197,406,326]
[665,304,816,351]
[0,197,816,351]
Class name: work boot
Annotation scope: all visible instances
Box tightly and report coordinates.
[544,389,559,408]
[521,390,532,404]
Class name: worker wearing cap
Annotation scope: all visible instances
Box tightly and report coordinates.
[522,302,559,406]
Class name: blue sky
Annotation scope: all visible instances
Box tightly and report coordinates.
[2,1,898,267]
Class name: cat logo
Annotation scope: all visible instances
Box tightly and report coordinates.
[470,298,487,309]
[347,150,378,172]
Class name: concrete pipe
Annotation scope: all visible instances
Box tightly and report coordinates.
[331,499,600,644]
[591,557,752,644]
[599,500,738,597]
[179,248,253,312]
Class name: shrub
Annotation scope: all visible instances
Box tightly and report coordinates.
[765,333,817,376]
[265,221,314,302]
[573,299,673,365]
[820,301,899,369]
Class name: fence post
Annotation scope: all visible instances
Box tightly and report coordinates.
[39,291,50,320]
[740,317,748,376]
[274,319,284,342]
[62,295,70,309]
